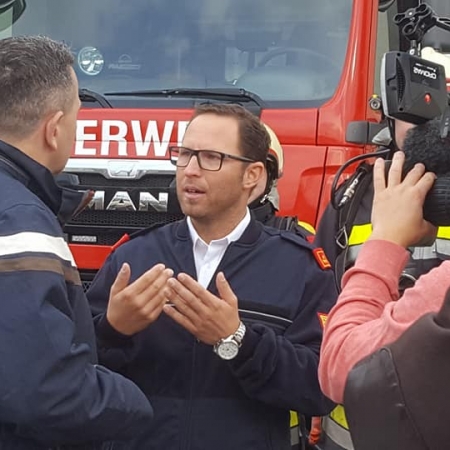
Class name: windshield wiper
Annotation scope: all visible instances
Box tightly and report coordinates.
[79,88,113,108]
[103,88,266,108]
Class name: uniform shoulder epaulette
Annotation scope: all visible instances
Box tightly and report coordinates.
[292,221,315,243]
[279,229,314,249]
[269,215,315,242]
[279,231,332,270]
[111,221,167,252]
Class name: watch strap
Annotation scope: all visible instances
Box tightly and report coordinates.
[233,321,246,345]
[213,321,246,354]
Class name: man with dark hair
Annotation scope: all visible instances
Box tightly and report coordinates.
[88,102,337,450]
[0,35,154,450]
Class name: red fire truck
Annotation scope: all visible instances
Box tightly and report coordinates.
[1,0,449,289]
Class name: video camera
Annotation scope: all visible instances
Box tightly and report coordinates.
[380,51,448,126]
[382,4,450,226]
[381,48,450,225]
[335,3,450,225]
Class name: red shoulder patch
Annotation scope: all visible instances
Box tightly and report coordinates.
[317,312,328,330]
[312,248,332,270]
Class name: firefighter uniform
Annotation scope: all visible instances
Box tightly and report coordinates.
[88,217,336,450]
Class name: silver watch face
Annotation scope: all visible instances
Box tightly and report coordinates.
[217,340,239,360]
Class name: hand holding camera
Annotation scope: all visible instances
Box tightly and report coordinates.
[370,151,437,248]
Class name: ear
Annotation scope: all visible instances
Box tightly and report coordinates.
[243,161,265,191]
[248,168,268,204]
[44,110,64,151]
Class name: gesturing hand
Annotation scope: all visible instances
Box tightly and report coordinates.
[163,272,240,345]
[370,151,437,248]
[107,262,174,336]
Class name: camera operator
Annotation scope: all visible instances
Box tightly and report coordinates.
[313,45,450,448]
[344,280,450,450]
[322,150,450,450]
[317,2,450,442]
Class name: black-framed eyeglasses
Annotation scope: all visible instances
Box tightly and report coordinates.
[169,146,257,172]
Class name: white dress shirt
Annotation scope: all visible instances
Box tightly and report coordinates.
[187,209,251,288]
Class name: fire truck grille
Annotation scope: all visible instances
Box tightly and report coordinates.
[76,173,175,188]
[64,171,184,286]
[95,232,126,246]
[79,271,97,293]
[70,210,181,228]
[63,172,184,247]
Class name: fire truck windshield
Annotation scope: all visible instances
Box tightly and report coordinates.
[1,0,352,105]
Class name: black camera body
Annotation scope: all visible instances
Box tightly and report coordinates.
[339,5,450,226]
[380,51,448,124]
[380,50,450,226]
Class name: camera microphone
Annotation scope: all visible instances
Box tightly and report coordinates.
[402,119,450,225]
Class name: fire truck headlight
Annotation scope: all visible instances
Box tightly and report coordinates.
[78,46,104,76]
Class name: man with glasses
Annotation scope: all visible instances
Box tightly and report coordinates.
[88,103,337,450]
[170,145,257,169]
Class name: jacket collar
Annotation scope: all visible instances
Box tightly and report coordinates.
[250,200,277,225]
[0,139,91,225]
[175,214,263,245]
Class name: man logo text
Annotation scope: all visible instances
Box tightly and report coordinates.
[88,191,168,212]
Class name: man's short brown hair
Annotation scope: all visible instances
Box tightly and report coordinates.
[0,35,75,137]
[189,103,270,163]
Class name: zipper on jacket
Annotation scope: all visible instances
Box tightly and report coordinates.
[180,338,197,450]
[238,309,293,327]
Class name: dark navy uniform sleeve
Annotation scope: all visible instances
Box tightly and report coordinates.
[228,238,337,416]
[0,204,153,446]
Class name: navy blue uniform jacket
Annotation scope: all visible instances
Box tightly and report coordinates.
[88,218,337,450]
[0,141,153,450]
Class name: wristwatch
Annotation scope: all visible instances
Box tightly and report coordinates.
[213,321,246,360]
